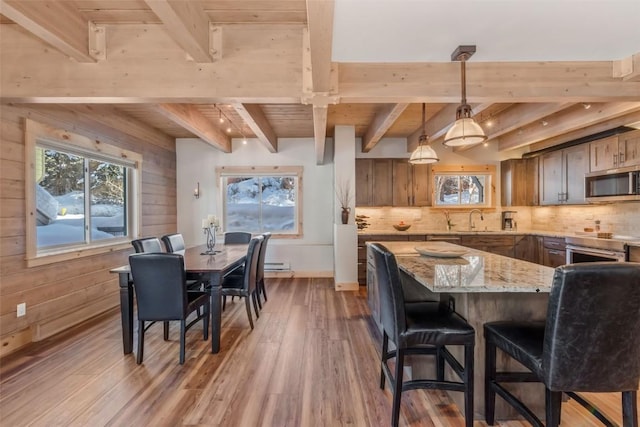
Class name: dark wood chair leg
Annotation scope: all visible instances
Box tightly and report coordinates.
[245,296,254,329]
[179,319,186,365]
[163,321,170,340]
[136,320,145,364]
[622,391,638,427]
[256,290,262,309]
[391,348,405,427]
[436,346,445,381]
[261,279,267,302]
[545,389,562,427]
[485,339,497,425]
[203,303,209,341]
[464,343,474,427]
[252,292,260,318]
[380,331,389,389]
[222,295,227,311]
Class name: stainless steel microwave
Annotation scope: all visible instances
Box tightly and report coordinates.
[585,165,640,202]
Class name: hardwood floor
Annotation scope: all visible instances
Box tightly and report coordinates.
[0,278,635,426]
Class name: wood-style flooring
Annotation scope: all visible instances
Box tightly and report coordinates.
[0,278,635,426]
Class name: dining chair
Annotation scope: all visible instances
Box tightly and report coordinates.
[484,262,640,427]
[221,235,263,329]
[223,231,252,244]
[161,233,208,290]
[370,242,475,427]
[131,237,163,253]
[128,253,210,365]
[227,232,271,309]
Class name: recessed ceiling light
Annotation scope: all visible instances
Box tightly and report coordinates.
[582,103,591,110]
[541,120,549,126]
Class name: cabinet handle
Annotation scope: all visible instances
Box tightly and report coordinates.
[619,152,625,164]
[557,192,562,202]
[614,153,618,166]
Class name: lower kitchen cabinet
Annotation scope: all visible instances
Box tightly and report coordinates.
[514,234,539,263]
[541,236,566,267]
[628,246,640,262]
[460,235,516,258]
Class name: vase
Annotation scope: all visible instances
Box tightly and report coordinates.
[341,207,350,224]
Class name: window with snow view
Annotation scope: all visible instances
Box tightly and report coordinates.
[431,165,495,208]
[25,119,141,264]
[220,167,302,237]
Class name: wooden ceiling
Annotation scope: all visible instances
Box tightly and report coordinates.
[1,0,639,164]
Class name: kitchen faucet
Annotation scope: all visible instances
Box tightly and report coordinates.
[469,209,484,231]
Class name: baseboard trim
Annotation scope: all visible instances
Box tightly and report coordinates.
[335,282,359,291]
[265,270,333,279]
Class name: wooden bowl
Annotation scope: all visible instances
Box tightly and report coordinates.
[393,224,411,231]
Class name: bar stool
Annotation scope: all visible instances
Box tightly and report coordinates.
[484,262,640,427]
[369,243,476,427]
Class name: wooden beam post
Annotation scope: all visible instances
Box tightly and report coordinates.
[232,103,278,153]
[362,103,409,152]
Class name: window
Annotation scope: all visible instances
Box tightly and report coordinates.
[432,164,495,208]
[26,119,141,265]
[218,166,303,237]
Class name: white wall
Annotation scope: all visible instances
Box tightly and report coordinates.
[176,137,335,275]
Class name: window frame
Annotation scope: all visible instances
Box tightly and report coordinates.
[431,164,496,210]
[25,119,142,267]
[216,166,303,239]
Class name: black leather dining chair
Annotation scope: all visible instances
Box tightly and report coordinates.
[161,233,207,290]
[131,237,163,253]
[226,232,271,309]
[224,231,252,244]
[221,235,263,329]
[484,262,640,427]
[128,253,210,365]
[370,243,476,427]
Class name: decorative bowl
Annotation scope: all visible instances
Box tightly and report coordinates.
[393,223,411,231]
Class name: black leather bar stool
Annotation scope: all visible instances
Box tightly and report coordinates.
[369,243,476,427]
[484,262,640,427]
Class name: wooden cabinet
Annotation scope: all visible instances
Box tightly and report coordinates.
[539,144,589,205]
[358,234,413,285]
[590,130,640,172]
[355,158,430,207]
[541,236,566,268]
[460,235,516,258]
[619,129,640,168]
[514,234,539,263]
[501,157,538,206]
[629,245,640,263]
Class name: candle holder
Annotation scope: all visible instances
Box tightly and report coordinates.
[202,214,221,255]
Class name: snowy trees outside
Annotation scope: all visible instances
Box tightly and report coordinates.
[36,147,127,248]
[224,176,297,233]
[434,174,486,206]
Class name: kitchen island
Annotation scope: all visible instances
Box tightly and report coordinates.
[366,240,556,421]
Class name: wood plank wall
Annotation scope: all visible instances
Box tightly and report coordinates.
[0,104,177,356]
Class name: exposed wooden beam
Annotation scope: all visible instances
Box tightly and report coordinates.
[0,0,95,62]
[613,52,640,82]
[339,62,640,102]
[232,103,277,153]
[498,102,640,152]
[362,103,409,152]
[144,0,212,63]
[313,105,328,165]
[151,104,231,152]
[305,0,335,93]
[528,109,640,152]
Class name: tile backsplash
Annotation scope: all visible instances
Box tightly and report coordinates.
[356,202,639,236]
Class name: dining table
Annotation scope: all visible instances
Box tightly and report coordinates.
[110,243,249,355]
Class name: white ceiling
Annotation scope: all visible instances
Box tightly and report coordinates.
[332,0,640,62]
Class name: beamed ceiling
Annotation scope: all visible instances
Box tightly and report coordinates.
[1,0,639,164]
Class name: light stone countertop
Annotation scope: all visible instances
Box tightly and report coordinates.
[372,241,556,293]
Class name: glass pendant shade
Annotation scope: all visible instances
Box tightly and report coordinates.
[443,117,487,146]
[409,140,439,164]
[409,103,439,164]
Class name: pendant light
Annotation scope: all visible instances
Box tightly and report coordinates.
[443,45,487,147]
[409,103,439,164]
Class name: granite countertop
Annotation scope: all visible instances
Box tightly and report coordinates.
[374,241,555,293]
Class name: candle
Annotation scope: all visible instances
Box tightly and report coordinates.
[202,219,208,229]
[207,214,216,224]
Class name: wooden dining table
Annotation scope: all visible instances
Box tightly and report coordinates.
[110,243,248,355]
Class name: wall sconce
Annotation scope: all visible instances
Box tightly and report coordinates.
[194,182,200,199]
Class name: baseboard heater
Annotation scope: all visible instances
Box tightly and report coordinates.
[264,261,291,271]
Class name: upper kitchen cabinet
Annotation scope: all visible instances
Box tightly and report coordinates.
[501,158,539,206]
[356,158,393,206]
[590,130,640,172]
[356,158,430,207]
[539,144,589,205]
